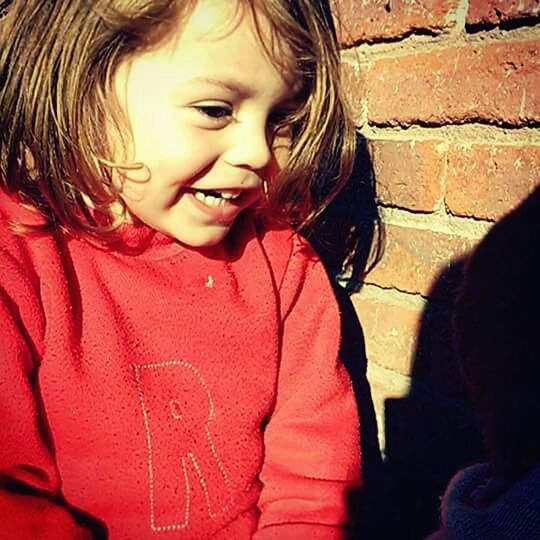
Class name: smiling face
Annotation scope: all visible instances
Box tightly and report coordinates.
[112,0,299,247]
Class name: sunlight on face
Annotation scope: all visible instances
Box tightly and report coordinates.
[112,0,299,248]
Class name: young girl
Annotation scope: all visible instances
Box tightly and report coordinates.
[0,1,361,538]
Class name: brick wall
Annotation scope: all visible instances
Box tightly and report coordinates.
[333,1,540,537]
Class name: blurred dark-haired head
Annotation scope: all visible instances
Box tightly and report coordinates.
[454,187,540,480]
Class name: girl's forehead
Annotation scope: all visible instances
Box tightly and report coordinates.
[186,0,244,34]
[165,0,299,86]
[119,0,300,105]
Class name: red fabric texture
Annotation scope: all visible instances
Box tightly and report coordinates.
[0,192,361,539]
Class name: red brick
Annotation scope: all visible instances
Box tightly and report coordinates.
[352,294,421,374]
[341,62,365,122]
[366,41,540,127]
[467,0,540,26]
[366,224,475,298]
[446,144,540,220]
[334,0,459,45]
[354,291,470,393]
[369,140,446,211]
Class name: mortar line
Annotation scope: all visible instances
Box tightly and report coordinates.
[342,24,539,61]
[377,206,493,237]
[359,124,540,145]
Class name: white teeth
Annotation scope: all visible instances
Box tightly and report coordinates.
[193,189,241,207]
[194,191,223,207]
[220,191,240,200]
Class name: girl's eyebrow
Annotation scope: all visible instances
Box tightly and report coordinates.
[186,76,301,103]
[187,76,252,95]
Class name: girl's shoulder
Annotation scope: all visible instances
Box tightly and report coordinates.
[0,190,47,239]
[255,216,318,263]
[253,217,329,303]
[0,190,57,271]
[0,191,50,339]
[0,191,33,250]
[0,189,45,223]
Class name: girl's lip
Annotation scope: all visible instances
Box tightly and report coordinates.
[184,189,258,224]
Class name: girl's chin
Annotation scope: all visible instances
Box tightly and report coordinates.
[165,223,233,248]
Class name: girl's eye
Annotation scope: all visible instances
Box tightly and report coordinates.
[193,104,233,122]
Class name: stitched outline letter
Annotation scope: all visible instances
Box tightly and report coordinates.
[133,360,233,533]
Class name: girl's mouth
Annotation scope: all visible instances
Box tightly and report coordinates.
[184,187,257,224]
[191,188,242,208]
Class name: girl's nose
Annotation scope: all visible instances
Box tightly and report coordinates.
[223,122,272,171]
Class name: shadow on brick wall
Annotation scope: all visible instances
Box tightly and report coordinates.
[307,132,386,536]
[382,187,540,539]
[381,259,485,540]
[339,255,486,539]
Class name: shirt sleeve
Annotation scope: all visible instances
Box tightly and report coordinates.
[0,248,95,539]
[254,235,362,539]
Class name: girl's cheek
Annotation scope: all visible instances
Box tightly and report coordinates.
[118,178,147,203]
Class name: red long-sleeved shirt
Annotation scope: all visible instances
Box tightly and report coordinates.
[0,192,361,539]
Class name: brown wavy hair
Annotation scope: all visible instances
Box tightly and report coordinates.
[0,0,355,239]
